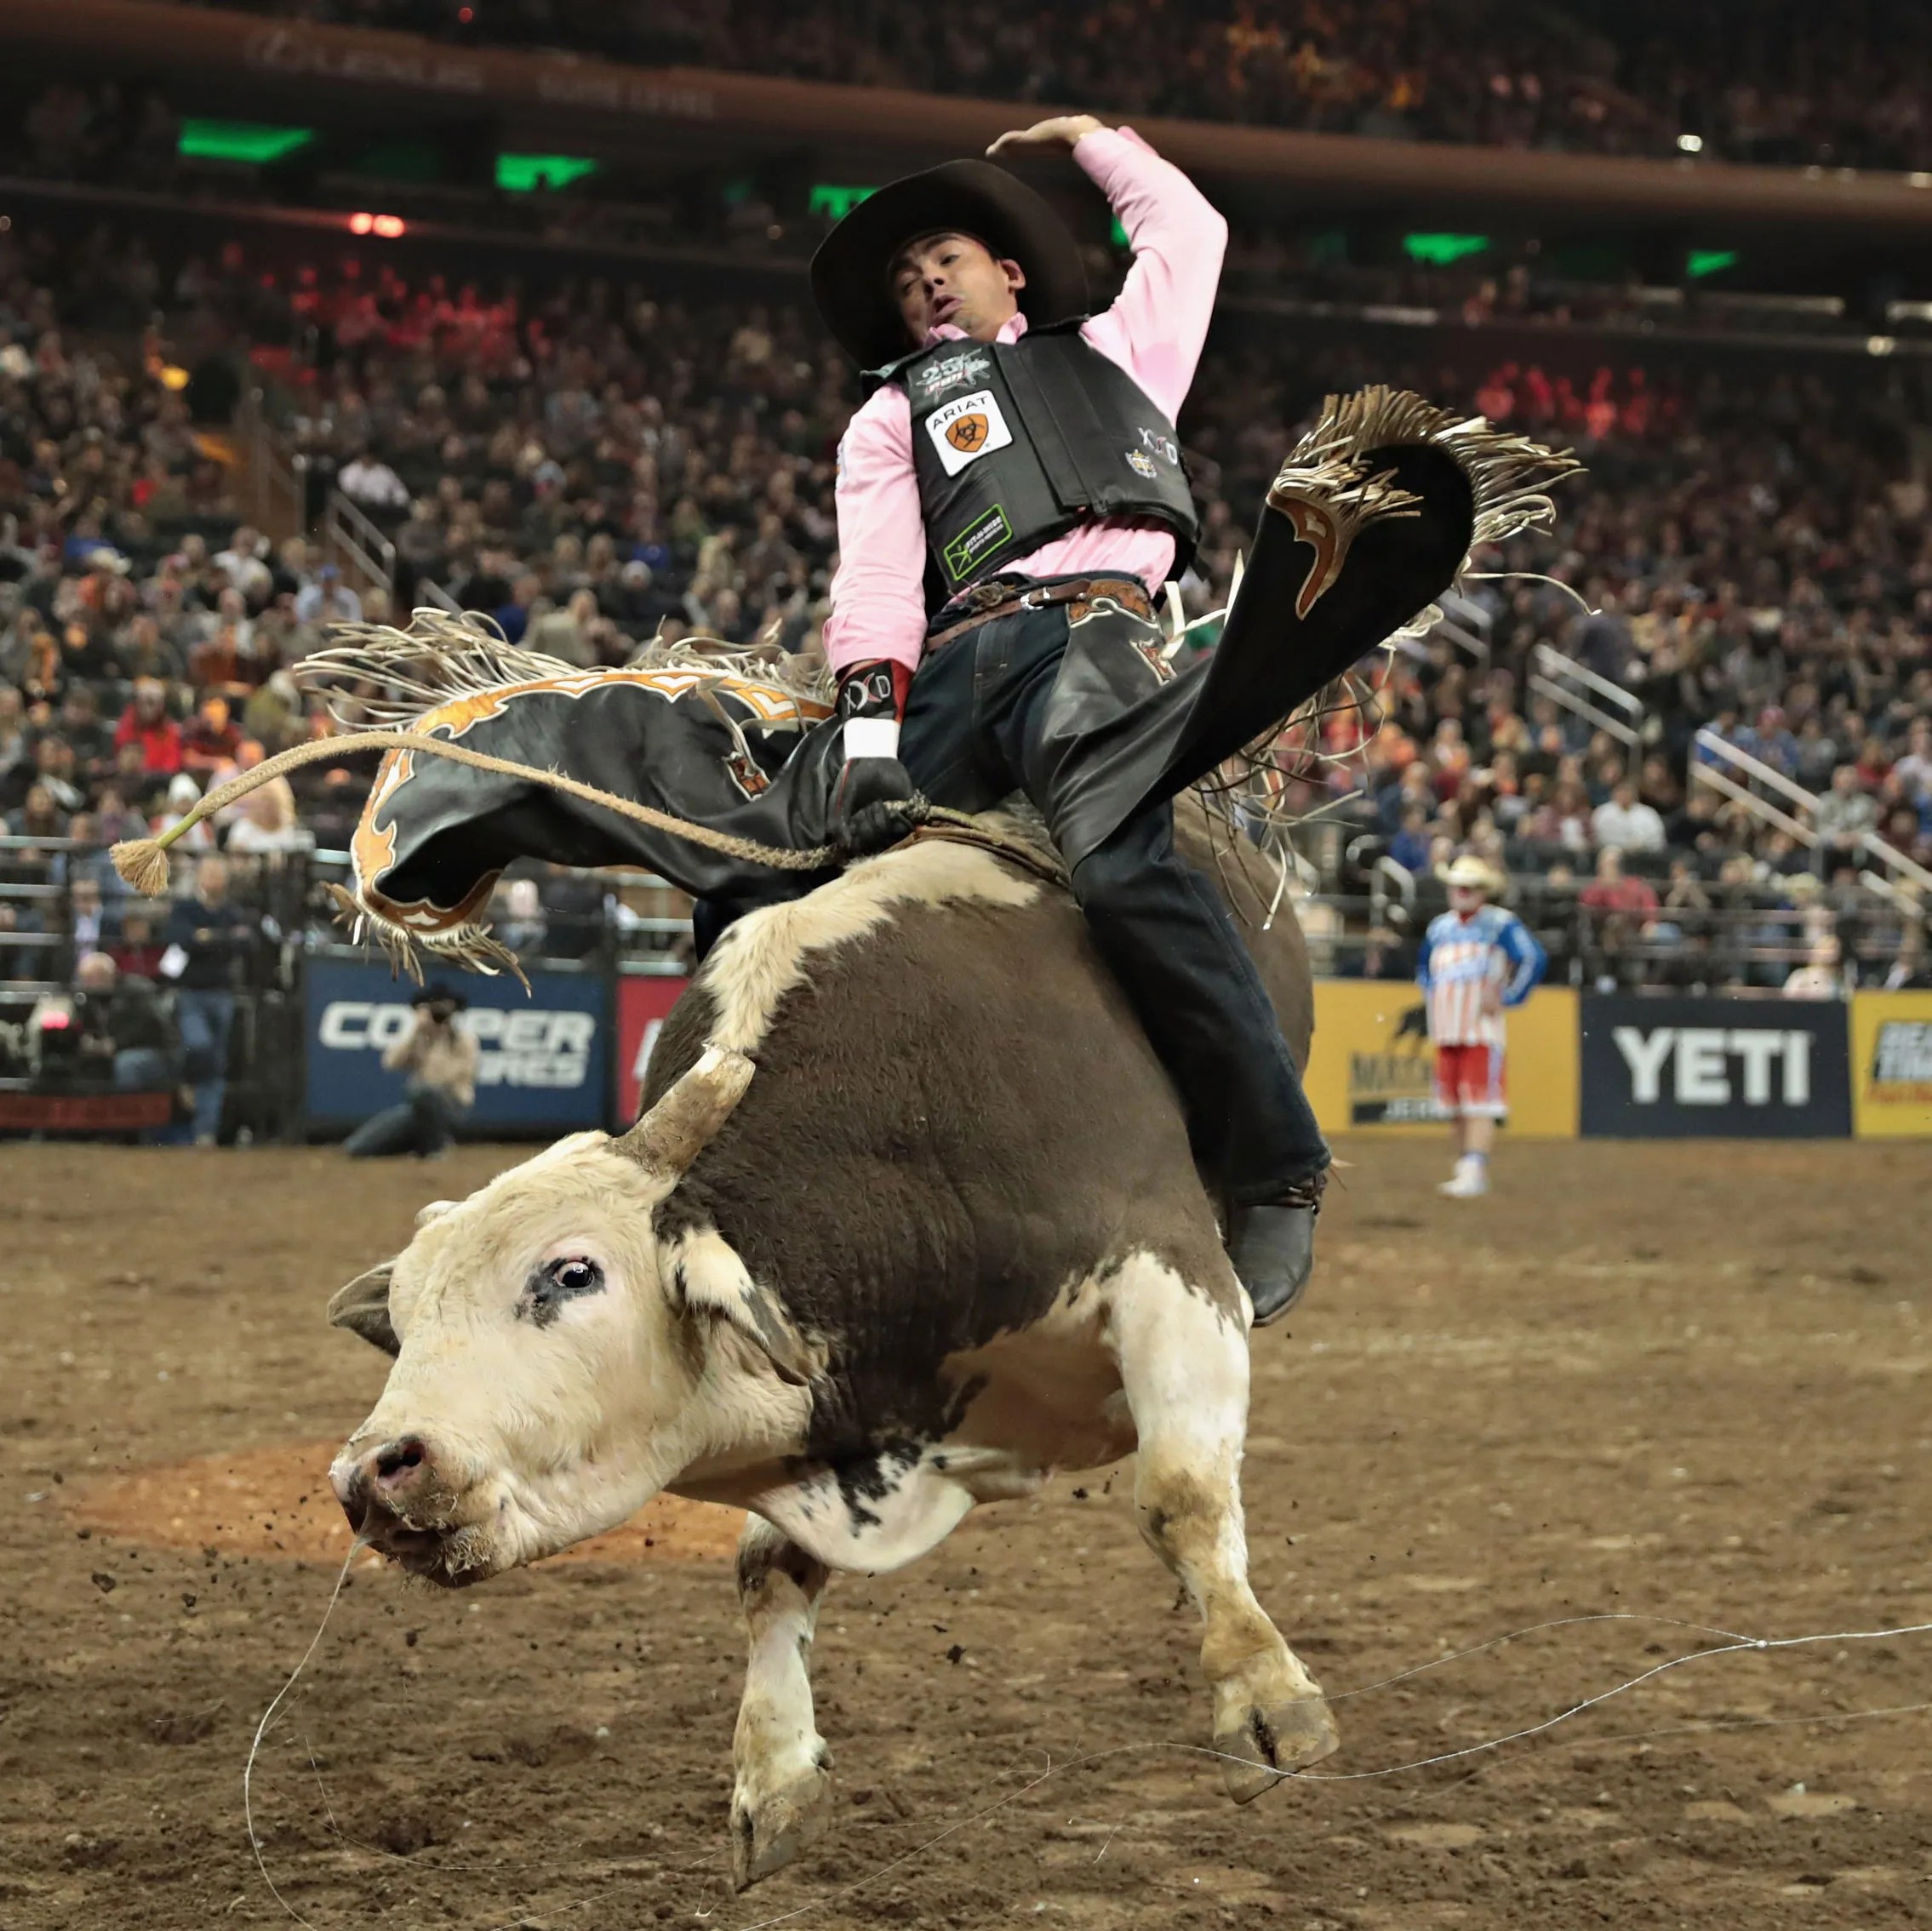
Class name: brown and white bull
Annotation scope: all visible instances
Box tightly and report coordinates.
[327,819,1337,1888]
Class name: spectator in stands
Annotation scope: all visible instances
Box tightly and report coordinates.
[1580,847,1660,920]
[1784,934,1849,1000]
[1589,776,1666,853]
[342,984,478,1160]
[115,678,184,777]
[294,563,363,628]
[1813,763,1878,874]
[337,447,410,512]
[66,951,179,1094]
[162,854,252,1145]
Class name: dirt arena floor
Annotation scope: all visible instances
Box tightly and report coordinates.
[3,1137,1928,1930]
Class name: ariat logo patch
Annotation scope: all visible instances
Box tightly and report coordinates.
[926,389,1012,476]
[943,504,1013,582]
[947,413,990,453]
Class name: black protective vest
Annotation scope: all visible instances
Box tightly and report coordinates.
[877,323,1199,607]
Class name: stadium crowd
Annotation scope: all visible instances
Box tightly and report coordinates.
[146,0,1932,170]
[3,185,1930,1128]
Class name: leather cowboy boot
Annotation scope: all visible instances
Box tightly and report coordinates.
[1226,1167,1329,1327]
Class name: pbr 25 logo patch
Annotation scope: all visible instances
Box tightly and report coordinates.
[926,389,1013,477]
[915,349,992,398]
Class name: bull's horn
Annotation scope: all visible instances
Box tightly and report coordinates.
[615,1045,754,1180]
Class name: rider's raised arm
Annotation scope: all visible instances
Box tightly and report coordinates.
[1074,127,1228,419]
[823,386,928,680]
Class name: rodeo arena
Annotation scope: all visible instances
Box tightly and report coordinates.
[8,5,1932,1930]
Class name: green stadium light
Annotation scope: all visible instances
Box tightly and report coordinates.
[1402,232,1489,266]
[1687,249,1740,279]
[178,120,315,165]
[496,154,600,193]
[809,183,877,221]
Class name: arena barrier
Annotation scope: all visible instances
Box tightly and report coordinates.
[1302,982,1581,1138]
[1307,984,1932,1140]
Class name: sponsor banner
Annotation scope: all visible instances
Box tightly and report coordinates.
[1579,994,1851,1139]
[615,972,692,1125]
[306,958,609,1133]
[1849,990,1932,1138]
[1303,981,1578,1137]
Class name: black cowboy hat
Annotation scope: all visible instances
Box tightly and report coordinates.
[810,159,1090,370]
[411,981,468,1013]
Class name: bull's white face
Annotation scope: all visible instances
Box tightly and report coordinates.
[327,1048,799,1588]
[329,1134,700,1585]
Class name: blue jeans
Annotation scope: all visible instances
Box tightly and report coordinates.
[174,989,235,1142]
[898,591,1329,1203]
[344,1084,465,1158]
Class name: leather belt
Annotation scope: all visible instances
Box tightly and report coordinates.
[926,575,1154,653]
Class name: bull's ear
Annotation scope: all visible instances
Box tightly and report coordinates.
[668,1229,819,1388]
[414,1199,458,1230]
[328,1261,400,1357]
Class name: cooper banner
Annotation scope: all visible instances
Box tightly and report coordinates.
[615,971,691,1127]
[306,957,609,1134]
[1579,994,1852,1139]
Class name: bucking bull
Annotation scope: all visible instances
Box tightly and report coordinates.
[121,391,1570,1888]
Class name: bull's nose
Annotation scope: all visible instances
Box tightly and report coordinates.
[332,1434,434,1534]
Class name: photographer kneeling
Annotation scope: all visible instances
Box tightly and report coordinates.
[342,985,480,1160]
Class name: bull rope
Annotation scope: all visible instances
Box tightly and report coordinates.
[242,1535,369,1930]
[706,1608,1932,1931]
[108,727,1074,914]
[237,1587,1932,1929]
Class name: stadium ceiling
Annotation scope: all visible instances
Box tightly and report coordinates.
[9,0,1932,243]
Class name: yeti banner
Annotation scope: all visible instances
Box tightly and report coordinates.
[1579,994,1852,1139]
[306,955,610,1134]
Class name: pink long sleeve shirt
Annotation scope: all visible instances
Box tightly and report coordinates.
[823,128,1228,680]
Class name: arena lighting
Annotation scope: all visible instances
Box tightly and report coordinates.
[1402,232,1489,266]
[178,119,315,165]
[349,211,374,234]
[1686,249,1740,278]
[372,214,406,238]
[495,154,600,193]
[1867,335,1898,356]
[1677,133,1704,153]
[809,183,877,221]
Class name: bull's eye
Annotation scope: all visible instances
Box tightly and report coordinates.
[517,1254,606,1327]
[551,1258,602,1296]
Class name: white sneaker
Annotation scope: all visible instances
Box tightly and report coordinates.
[1438,1165,1489,1198]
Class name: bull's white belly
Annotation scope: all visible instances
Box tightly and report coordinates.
[672,1270,1142,1575]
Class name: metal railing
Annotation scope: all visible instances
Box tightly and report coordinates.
[1530,643,1646,773]
[322,489,397,607]
[1691,728,1932,906]
[238,386,306,538]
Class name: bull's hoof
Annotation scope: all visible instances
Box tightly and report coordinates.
[1213,1682,1340,1803]
[729,1755,833,1891]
